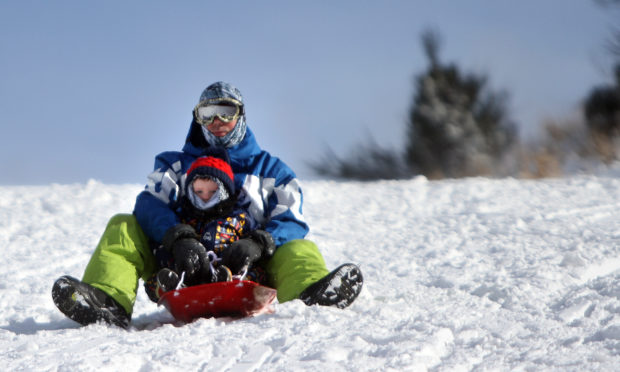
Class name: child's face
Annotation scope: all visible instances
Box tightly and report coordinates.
[192,178,219,202]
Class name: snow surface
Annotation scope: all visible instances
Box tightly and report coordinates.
[1,170,620,371]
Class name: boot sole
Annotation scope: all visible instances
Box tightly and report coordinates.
[52,276,129,328]
[301,264,364,309]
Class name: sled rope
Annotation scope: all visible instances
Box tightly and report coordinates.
[207,251,224,282]
[207,251,220,267]
[206,250,249,280]
[235,264,249,281]
[176,271,186,290]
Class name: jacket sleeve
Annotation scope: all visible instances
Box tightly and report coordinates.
[133,152,186,243]
[239,158,309,247]
[264,176,309,246]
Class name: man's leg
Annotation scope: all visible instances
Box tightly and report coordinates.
[266,239,330,303]
[266,239,364,308]
[82,213,157,315]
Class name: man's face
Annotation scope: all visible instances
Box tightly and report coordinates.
[205,117,238,137]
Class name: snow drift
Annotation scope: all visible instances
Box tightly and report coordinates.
[1,172,620,371]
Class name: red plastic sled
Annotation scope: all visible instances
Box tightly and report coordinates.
[158,280,277,322]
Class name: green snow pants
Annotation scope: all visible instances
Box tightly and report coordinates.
[82,214,330,315]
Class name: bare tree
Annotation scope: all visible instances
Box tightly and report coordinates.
[594,0,620,56]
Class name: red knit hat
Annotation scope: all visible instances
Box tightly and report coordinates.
[186,154,235,197]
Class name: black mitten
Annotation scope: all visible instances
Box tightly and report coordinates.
[221,230,275,274]
[249,230,276,257]
[162,224,210,285]
[162,224,199,249]
[172,238,211,284]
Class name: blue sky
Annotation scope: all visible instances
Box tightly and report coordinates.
[1,1,617,185]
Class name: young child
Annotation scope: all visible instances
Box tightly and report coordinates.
[144,148,275,301]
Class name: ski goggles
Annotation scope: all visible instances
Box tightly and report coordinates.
[193,98,244,126]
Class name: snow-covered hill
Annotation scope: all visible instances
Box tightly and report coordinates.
[1,173,620,371]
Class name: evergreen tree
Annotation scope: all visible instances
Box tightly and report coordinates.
[405,30,516,178]
[310,29,516,180]
[585,1,620,142]
[584,64,620,138]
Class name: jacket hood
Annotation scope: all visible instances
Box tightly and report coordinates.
[195,81,247,148]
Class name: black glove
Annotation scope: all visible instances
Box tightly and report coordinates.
[221,230,275,274]
[162,224,210,285]
[249,230,276,257]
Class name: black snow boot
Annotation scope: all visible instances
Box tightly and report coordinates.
[144,268,183,302]
[52,275,130,328]
[299,263,363,309]
[156,268,181,294]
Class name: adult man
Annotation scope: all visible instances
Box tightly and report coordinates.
[52,81,363,327]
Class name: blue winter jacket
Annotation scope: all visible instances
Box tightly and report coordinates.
[133,119,309,248]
